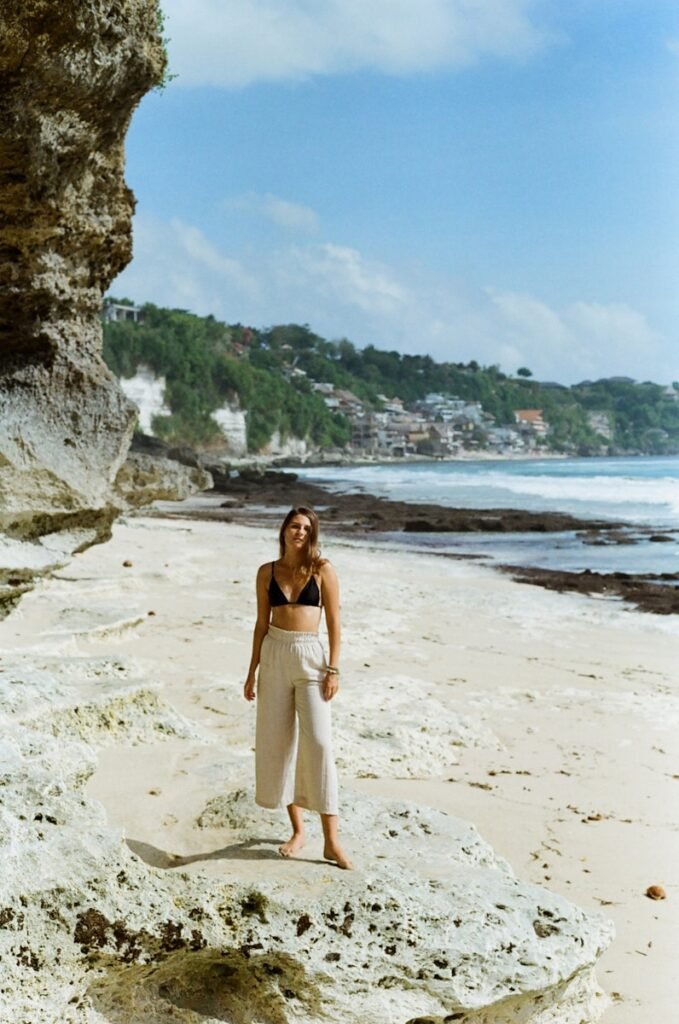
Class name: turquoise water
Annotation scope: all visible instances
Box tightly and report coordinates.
[299,456,679,575]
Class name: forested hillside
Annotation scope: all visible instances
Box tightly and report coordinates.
[102,301,679,455]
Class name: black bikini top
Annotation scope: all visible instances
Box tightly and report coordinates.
[268,562,321,607]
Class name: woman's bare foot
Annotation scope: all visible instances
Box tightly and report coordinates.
[323,844,353,870]
[279,832,305,858]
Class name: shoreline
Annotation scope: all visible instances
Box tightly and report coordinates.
[144,467,679,616]
[203,449,679,471]
[135,432,679,478]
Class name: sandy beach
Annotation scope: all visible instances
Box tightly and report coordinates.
[2,509,677,1022]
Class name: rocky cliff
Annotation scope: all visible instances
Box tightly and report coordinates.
[0,1,166,542]
[0,1,174,616]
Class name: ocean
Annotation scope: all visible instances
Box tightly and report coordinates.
[298,456,679,575]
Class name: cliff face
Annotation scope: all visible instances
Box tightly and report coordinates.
[0,0,166,542]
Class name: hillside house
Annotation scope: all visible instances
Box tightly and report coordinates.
[514,409,548,436]
[351,413,382,453]
[416,422,466,456]
[486,426,524,452]
[415,393,467,421]
[334,389,365,417]
[282,366,307,381]
[102,300,143,324]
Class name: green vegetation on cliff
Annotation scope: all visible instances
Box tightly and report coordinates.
[103,302,679,454]
[102,305,350,449]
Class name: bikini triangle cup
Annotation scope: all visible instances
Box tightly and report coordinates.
[268,562,321,607]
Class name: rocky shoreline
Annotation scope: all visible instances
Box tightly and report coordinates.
[499,565,679,616]
[148,464,679,618]
[171,462,624,534]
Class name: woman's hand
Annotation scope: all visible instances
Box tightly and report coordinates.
[244,676,256,702]
[322,671,340,701]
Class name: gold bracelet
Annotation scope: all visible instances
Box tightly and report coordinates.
[325,666,340,675]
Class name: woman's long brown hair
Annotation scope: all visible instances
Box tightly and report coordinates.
[278,506,322,576]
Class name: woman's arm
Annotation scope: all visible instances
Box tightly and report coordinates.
[244,564,271,701]
[320,561,341,701]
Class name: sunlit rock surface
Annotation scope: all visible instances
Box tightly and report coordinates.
[0,646,613,1024]
[114,452,213,509]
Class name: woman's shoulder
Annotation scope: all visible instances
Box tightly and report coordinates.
[317,557,335,575]
[257,560,275,578]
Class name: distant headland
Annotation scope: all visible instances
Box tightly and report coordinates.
[103,299,679,461]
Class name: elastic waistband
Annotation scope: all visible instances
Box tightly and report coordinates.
[267,625,320,643]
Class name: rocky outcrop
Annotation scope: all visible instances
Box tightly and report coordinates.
[0,447,212,621]
[0,527,107,620]
[0,1,167,616]
[0,649,613,1024]
[114,452,213,508]
[0,1,166,541]
[502,564,679,616]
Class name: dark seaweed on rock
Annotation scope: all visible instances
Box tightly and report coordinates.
[500,566,679,616]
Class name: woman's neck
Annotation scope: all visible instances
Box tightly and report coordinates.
[281,552,306,570]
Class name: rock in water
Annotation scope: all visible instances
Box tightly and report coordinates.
[0,1,167,544]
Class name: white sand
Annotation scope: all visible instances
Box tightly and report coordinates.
[3,512,677,1022]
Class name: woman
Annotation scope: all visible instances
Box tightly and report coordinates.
[243,506,352,870]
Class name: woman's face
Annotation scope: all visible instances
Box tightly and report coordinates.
[285,514,313,552]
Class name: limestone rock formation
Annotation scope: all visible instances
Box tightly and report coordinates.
[0,642,614,1024]
[0,1,166,540]
[113,452,213,508]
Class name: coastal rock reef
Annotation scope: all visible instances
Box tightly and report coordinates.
[0,639,614,1024]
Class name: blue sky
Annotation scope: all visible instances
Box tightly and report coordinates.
[112,0,679,385]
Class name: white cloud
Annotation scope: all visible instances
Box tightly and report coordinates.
[488,289,571,347]
[285,243,410,315]
[261,194,320,232]
[170,219,258,292]
[161,0,554,88]
[486,290,665,382]
[111,215,259,314]
[225,193,320,233]
[112,215,675,385]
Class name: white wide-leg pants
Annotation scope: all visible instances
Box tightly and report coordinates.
[255,625,339,815]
